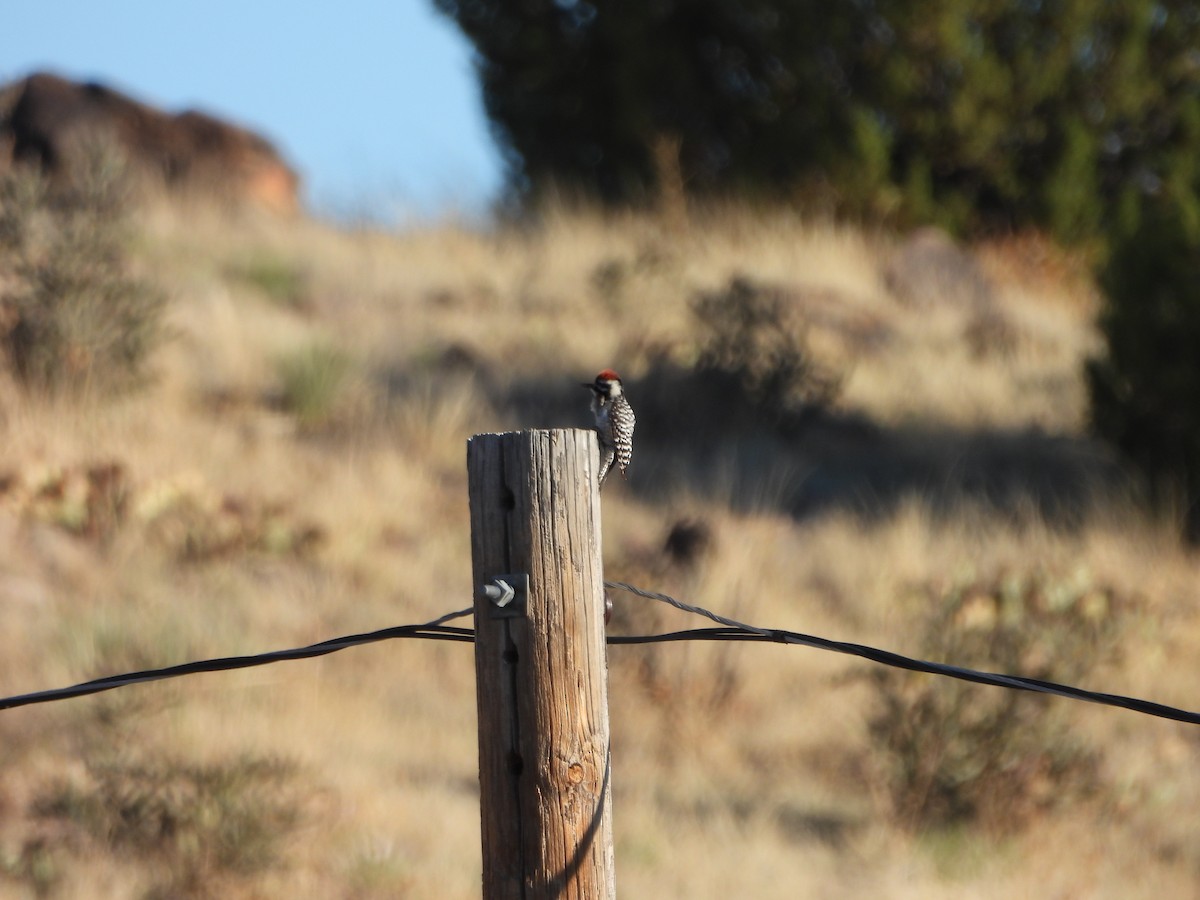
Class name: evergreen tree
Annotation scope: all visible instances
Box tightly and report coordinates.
[1088,194,1200,539]
[433,0,868,203]
[435,0,1200,242]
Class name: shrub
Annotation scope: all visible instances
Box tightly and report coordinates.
[691,274,841,425]
[230,255,310,309]
[0,141,166,393]
[868,569,1124,833]
[35,754,303,897]
[275,342,352,429]
[1088,197,1200,540]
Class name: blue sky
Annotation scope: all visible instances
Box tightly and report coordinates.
[1,2,505,221]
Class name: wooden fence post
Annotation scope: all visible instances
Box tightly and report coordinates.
[467,429,615,899]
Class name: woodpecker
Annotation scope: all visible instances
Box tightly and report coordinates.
[583,369,635,488]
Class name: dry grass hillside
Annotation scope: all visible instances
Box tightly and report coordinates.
[1,192,1198,899]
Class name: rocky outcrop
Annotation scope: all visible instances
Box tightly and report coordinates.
[0,71,300,214]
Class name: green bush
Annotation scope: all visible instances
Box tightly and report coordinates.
[0,142,166,393]
[230,255,310,309]
[1088,197,1200,539]
[275,342,352,428]
[869,569,1123,833]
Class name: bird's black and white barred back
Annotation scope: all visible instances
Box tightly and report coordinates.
[583,369,635,488]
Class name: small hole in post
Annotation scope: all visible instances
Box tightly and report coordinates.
[500,486,515,510]
[503,646,518,664]
[507,752,524,776]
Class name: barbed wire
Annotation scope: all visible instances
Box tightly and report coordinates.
[604,581,1200,726]
[0,607,474,712]
[3,581,1198,726]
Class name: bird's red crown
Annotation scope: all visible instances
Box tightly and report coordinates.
[595,369,621,383]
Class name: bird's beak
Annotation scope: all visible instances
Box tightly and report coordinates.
[581,382,595,389]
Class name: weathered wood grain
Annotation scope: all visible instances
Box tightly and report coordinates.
[468,429,615,900]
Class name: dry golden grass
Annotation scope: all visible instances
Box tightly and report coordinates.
[0,198,1198,898]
